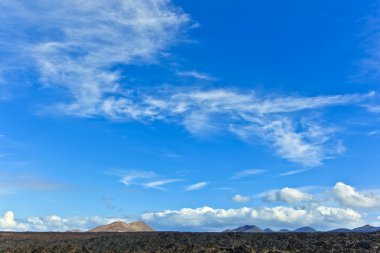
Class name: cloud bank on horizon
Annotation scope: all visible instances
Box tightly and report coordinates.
[1,182,380,232]
[0,0,380,231]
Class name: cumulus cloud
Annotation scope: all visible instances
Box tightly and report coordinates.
[333,182,380,208]
[0,211,28,231]
[185,182,208,191]
[263,187,312,204]
[0,203,364,232]
[2,181,379,232]
[0,0,376,167]
[25,214,132,232]
[232,194,250,203]
[0,211,133,232]
[141,205,362,231]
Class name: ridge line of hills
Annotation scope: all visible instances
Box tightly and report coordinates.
[223,224,380,233]
[68,221,380,233]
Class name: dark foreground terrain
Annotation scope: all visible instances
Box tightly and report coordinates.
[1,232,380,253]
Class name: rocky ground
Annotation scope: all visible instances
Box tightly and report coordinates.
[0,231,380,253]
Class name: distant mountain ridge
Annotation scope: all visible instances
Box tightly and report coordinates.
[294,227,317,233]
[224,225,262,233]
[224,224,380,233]
[88,221,155,232]
[352,225,380,233]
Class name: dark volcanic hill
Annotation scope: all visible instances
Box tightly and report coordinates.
[224,225,263,232]
[293,226,317,233]
[88,221,154,232]
[224,224,380,233]
[329,228,352,233]
[352,225,380,233]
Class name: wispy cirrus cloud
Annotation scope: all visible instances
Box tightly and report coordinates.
[365,104,380,113]
[117,170,158,186]
[0,0,377,167]
[0,0,192,114]
[143,179,182,190]
[177,71,214,80]
[185,182,208,191]
[279,168,310,177]
[94,89,373,166]
[231,169,266,179]
[112,170,181,190]
[367,130,380,136]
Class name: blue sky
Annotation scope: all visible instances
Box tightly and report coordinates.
[0,0,380,232]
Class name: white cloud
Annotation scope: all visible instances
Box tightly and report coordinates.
[0,211,132,232]
[231,118,341,167]
[143,179,181,190]
[118,170,157,186]
[263,187,312,204]
[0,211,27,231]
[0,0,191,116]
[279,168,309,176]
[0,202,365,232]
[333,182,380,208]
[2,181,379,232]
[366,104,380,113]
[232,194,250,203]
[113,170,180,190]
[141,205,362,231]
[177,71,214,80]
[25,214,131,232]
[231,169,266,179]
[368,130,380,136]
[0,0,376,167]
[182,112,216,135]
[185,182,208,191]
[360,10,380,80]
